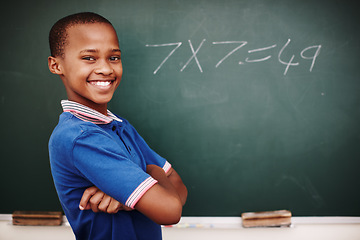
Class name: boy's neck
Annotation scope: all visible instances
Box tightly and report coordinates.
[70,99,108,116]
[92,105,108,116]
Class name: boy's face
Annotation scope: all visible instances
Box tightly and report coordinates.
[50,23,122,113]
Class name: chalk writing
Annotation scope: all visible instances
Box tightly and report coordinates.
[245,44,277,63]
[278,39,299,75]
[212,41,247,67]
[145,42,182,74]
[300,45,322,72]
[181,39,206,73]
[145,38,321,75]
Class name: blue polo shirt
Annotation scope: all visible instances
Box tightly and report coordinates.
[49,100,171,240]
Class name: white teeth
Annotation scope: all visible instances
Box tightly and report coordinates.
[90,81,112,86]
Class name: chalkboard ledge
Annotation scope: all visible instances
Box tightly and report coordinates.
[1,215,360,227]
[172,216,360,228]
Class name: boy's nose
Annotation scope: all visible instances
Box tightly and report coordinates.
[94,60,113,75]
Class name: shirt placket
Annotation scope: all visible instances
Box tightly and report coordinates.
[112,123,132,156]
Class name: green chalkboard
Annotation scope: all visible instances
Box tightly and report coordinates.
[1,0,359,216]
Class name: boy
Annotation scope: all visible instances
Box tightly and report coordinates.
[48,12,187,240]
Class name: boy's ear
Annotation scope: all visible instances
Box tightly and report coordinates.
[48,56,63,75]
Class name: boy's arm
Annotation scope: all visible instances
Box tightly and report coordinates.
[165,167,188,206]
[79,165,187,225]
[134,164,185,225]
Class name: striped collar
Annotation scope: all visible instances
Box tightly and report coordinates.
[61,100,122,124]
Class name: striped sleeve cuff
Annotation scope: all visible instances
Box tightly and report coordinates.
[125,177,158,208]
[163,161,172,174]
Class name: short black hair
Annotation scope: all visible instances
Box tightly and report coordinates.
[49,12,113,57]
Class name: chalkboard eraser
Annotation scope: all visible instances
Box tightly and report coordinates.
[241,210,292,228]
[12,211,63,226]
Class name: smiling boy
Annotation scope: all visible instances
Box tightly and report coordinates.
[48,12,187,240]
[53,22,121,113]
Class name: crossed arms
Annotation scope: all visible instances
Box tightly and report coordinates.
[79,165,187,225]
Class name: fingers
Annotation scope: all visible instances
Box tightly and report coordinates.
[90,191,106,212]
[79,186,99,210]
[80,186,134,214]
[93,194,131,214]
[79,186,106,212]
[107,197,122,214]
[98,195,111,213]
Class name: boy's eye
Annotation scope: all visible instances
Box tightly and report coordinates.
[110,56,121,61]
[82,56,96,61]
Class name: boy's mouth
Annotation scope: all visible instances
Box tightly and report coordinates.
[87,80,115,87]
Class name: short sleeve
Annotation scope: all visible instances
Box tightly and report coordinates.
[72,129,157,208]
[125,122,172,173]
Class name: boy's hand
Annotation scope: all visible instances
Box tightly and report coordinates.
[79,186,133,214]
